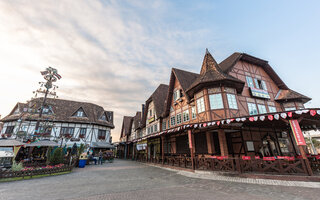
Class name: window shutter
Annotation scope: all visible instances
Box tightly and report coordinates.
[261,80,267,91]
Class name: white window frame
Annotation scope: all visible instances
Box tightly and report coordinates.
[257,104,267,114]
[247,102,258,115]
[196,97,205,113]
[183,110,189,122]
[285,107,296,111]
[191,106,196,119]
[170,116,176,126]
[246,76,254,88]
[268,106,277,113]
[209,94,224,110]
[227,94,238,109]
[176,113,182,124]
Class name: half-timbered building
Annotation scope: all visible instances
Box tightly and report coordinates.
[122,49,320,176]
[0,98,114,149]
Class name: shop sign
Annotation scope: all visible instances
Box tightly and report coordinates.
[242,156,251,160]
[249,87,270,99]
[263,157,276,161]
[148,116,155,123]
[289,120,306,146]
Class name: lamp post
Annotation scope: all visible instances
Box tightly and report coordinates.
[34,67,61,136]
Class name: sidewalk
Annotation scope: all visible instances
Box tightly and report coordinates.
[144,162,320,188]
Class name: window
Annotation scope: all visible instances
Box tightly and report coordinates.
[167,119,170,128]
[60,127,74,136]
[98,129,106,139]
[174,89,183,101]
[42,106,52,114]
[176,113,182,124]
[5,126,14,134]
[151,125,153,133]
[247,103,258,115]
[170,116,176,126]
[191,106,196,119]
[154,124,157,132]
[74,108,86,117]
[196,97,205,113]
[162,121,166,130]
[257,104,267,114]
[149,109,153,117]
[147,127,150,134]
[254,78,267,91]
[246,76,254,88]
[285,107,296,111]
[79,128,86,138]
[100,113,107,121]
[227,94,238,109]
[183,110,189,122]
[209,94,224,109]
[268,106,277,113]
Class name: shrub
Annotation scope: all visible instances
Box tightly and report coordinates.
[12,160,23,171]
[50,148,64,165]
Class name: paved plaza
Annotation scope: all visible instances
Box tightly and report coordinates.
[1,159,320,200]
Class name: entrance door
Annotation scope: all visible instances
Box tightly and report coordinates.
[213,132,221,155]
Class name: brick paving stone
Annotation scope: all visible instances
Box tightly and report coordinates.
[0,159,320,200]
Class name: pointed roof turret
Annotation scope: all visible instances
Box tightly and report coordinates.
[200,49,220,75]
[186,49,245,97]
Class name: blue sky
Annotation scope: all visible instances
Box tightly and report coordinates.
[0,0,319,140]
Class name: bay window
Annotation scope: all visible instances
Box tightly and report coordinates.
[196,97,205,113]
[227,94,238,109]
[209,94,224,109]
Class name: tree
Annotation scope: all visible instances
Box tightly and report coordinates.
[50,147,64,165]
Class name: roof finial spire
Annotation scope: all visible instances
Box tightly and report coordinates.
[205,48,209,54]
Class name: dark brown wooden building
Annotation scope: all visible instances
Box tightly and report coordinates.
[123,49,320,176]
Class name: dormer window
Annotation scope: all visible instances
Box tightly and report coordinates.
[246,76,254,88]
[254,78,267,91]
[100,113,107,121]
[73,108,87,117]
[173,89,183,101]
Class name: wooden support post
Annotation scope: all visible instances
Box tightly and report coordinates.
[206,132,214,154]
[188,130,195,170]
[161,136,165,164]
[299,145,313,176]
[218,129,229,156]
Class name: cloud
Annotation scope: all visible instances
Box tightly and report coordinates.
[0,0,213,141]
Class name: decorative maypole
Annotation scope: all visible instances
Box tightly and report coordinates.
[34,67,61,136]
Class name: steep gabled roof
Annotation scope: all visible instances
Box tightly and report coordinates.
[133,111,142,130]
[186,49,244,97]
[120,116,133,138]
[142,84,169,125]
[163,68,199,116]
[275,89,311,103]
[1,98,114,128]
[173,68,199,93]
[219,52,289,90]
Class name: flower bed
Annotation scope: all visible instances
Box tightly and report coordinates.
[0,164,72,179]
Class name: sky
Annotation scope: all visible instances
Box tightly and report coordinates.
[0,0,320,141]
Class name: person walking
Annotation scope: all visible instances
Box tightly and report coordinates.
[98,150,103,165]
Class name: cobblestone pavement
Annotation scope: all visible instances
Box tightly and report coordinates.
[1,159,320,200]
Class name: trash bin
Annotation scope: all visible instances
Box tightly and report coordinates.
[78,153,88,168]
[79,159,86,168]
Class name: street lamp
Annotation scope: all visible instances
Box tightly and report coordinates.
[34,67,61,136]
